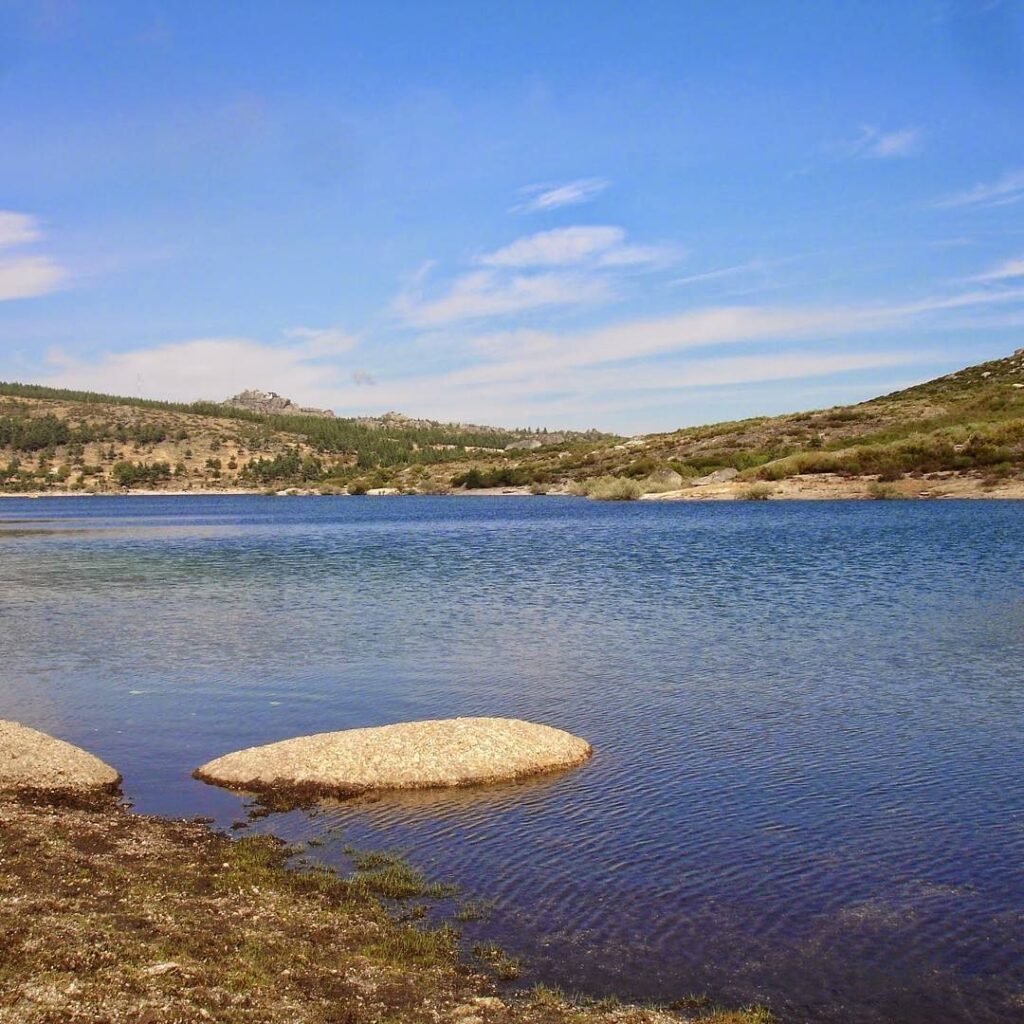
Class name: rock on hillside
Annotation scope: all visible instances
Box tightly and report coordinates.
[223,389,336,419]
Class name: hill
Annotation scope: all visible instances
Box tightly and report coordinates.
[2,350,1023,497]
[402,348,1024,499]
[0,381,606,494]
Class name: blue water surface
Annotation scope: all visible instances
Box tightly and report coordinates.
[1,495,1022,1023]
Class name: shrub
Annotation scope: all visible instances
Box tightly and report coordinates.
[111,460,172,488]
[584,476,643,501]
[867,481,903,500]
[450,465,539,489]
[740,484,774,500]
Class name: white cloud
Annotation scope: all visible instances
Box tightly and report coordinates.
[480,226,625,267]
[27,279,1022,432]
[403,225,677,326]
[396,269,613,327]
[283,326,358,355]
[933,169,1024,209]
[448,306,857,386]
[973,256,1024,282]
[834,125,922,160]
[38,332,358,408]
[512,178,610,213]
[383,283,1024,414]
[0,256,67,301]
[596,243,679,268]
[865,128,920,158]
[479,225,677,271]
[0,212,66,301]
[0,212,41,248]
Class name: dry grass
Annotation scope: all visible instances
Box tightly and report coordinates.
[583,476,644,501]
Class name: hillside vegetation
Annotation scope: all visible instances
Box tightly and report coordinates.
[3,350,1024,497]
[0,382,601,494]
[432,349,1024,499]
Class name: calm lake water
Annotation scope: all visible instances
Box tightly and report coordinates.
[2,495,1023,1022]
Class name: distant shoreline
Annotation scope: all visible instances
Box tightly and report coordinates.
[3,472,1024,501]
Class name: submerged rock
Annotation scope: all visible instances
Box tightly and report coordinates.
[0,720,121,795]
[194,717,592,801]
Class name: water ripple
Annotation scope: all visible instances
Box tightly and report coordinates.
[1,496,1023,1022]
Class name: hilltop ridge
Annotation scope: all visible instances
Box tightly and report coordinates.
[223,389,336,419]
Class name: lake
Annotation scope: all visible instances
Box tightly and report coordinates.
[1,495,1022,1023]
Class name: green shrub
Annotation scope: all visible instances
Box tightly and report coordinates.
[111,460,172,487]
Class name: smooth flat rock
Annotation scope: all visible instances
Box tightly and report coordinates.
[194,717,592,799]
[0,720,121,795]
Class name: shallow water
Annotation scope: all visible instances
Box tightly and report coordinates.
[1,495,1022,1022]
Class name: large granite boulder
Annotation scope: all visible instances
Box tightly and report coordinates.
[195,717,591,801]
[0,720,120,795]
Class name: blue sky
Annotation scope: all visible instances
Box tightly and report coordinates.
[1,0,1023,432]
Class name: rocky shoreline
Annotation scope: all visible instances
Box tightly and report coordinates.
[3,470,1024,501]
[0,724,768,1024]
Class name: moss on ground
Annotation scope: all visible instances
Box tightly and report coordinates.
[0,795,772,1024]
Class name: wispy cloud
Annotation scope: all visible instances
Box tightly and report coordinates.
[512,177,610,213]
[396,268,613,327]
[33,281,1023,431]
[400,223,677,326]
[834,125,922,160]
[670,260,768,287]
[933,169,1024,209]
[0,211,67,301]
[0,256,66,301]
[972,256,1024,282]
[480,226,625,267]
[0,212,42,248]
[283,326,358,355]
[479,225,677,270]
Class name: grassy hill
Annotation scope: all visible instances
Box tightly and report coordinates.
[411,348,1024,498]
[496,348,1024,488]
[2,349,1024,496]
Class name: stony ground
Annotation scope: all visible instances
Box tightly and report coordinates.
[0,794,770,1024]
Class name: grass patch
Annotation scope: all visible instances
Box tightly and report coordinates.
[472,941,522,980]
[583,475,643,501]
[867,481,904,500]
[346,847,457,900]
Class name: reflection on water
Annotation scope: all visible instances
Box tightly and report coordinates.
[2,495,1023,1024]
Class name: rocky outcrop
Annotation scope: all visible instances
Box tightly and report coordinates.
[223,390,335,419]
[0,720,120,795]
[505,434,566,451]
[194,717,591,801]
[693,467,739,485]
[644,467,684,490]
